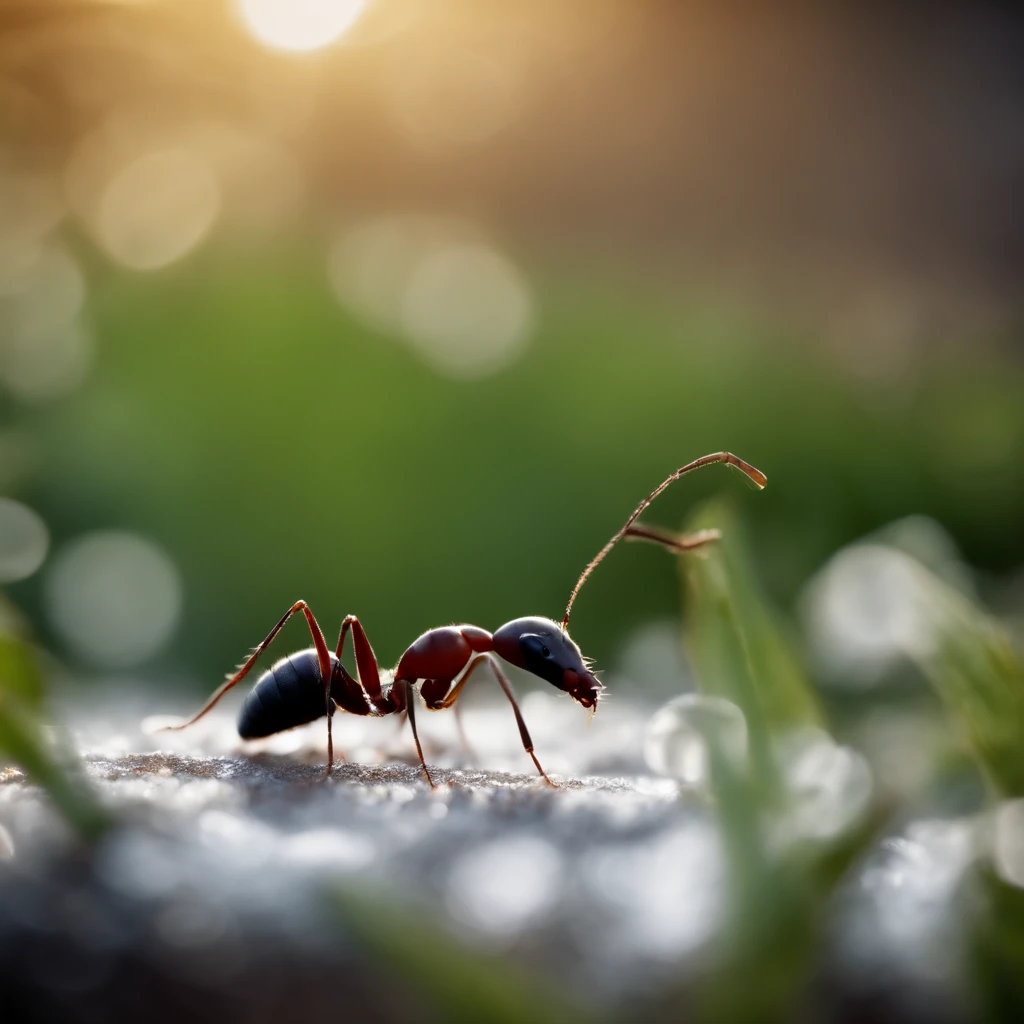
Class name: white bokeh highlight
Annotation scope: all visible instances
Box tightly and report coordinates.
[96,149,220,271]
[582,821,725,962]
[0,170,63,290]
[0,497,49,582]
[446,834,564,944]
[399,242,533,378]
[0,242,92,402]
[44,531,183,667]
[993,799,1024,890]
[237,0,368,53]
[3,320,93,402]
[802,543,938,687]
[850,818,977,984]
[329,215,535,379]
[773,728,873,845]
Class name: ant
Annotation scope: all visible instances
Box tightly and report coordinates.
[160,452,766,787]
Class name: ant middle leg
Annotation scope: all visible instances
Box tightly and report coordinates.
[452,700,477,765]
[335,615,392,711]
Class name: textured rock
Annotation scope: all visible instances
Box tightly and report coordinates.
[0,691,977,1023]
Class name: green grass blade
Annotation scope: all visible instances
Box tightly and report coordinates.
[680,500,822,769]
[0,627,110,841]
[894,553,1024,797]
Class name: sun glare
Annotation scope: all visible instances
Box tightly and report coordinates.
[237,0,369,53]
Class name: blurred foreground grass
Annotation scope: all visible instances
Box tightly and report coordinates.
[0,603,108,841]
[675,502,1024,1022]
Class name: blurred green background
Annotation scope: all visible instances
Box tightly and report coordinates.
[1,0,1022,694]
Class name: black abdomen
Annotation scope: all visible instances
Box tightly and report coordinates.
[237,648,341,740]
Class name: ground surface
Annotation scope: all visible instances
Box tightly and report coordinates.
[0,691,975,1023]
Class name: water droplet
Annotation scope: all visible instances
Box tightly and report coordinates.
[644,694,747,787]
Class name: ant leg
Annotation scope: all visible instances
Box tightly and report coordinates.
[335,615,387,710]
[624,523,722,553]
[421,674,476,762]
[440,655,557,788]
[399,679,435,788]
[453,700,477,765]
[160,601,338,775]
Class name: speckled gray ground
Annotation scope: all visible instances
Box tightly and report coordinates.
[0,688,977,1023]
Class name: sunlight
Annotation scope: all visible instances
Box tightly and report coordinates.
[237,0,369,53]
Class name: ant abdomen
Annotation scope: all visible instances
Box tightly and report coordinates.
[238,648,342,739]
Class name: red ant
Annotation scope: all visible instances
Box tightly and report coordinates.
[160,452,766,786]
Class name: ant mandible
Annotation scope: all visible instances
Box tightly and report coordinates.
[160,452,766,787]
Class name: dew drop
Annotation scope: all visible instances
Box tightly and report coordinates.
[644,694,748,787]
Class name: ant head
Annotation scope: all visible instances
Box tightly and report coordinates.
[492,616,602,709]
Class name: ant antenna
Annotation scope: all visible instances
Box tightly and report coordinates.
[561,452,767,631]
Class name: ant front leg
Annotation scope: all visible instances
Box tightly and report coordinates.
[429,654,557,788]
[160,601,338,774]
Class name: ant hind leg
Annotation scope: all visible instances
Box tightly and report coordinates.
[160,600,338,775]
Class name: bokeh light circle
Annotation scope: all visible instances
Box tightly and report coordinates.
[329,218,536,379]
[97,149,220,271]
[3,320,93,402]
[802,543,936,687]
[328,215,463,334]
[237,0,368,53]
[446,836,563,944]
[44,531,183,667]
[399,242,534,379]
[0,498,49,582]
